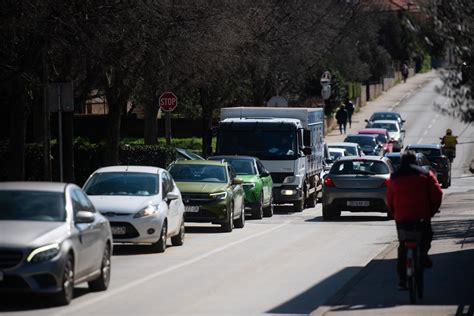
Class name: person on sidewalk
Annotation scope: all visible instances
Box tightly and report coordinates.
[402,63,409,83]
[345,99,355,128]
[386,150,443,290]
[335,104,348,134]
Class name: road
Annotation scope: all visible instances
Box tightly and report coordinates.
[2,72,473,315]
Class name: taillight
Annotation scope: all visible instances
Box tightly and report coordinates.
[324,177,334,187]
[380,179,389,187]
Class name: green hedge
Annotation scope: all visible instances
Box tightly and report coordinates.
[347,82,362,99]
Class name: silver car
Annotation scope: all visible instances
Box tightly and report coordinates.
[0,182,112,305]
[83,166,186,253]
[368,120,405,151]
[327,142,364,157]
[322,156,394,220]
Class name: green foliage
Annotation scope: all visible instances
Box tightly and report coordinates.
[121,137,216,151]
[347,82,362,99]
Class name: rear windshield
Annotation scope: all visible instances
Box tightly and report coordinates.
[331,160,390,175]
[407,147,442,157]
[170,164,227,183]
[328,145,357,156]
[0,191,66,222]
[371,113,399,121]
[329,151,343,160]
[371,122,398,132]
[209,158,256,175]
[84,172,158,196]
[344,136,376,146]
[360,132,387,143]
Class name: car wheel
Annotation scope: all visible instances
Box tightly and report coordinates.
[55,254,74,306]
[253,193,264,220]
[263,196,274,217]
[151,222,167,253]
[235,203,245,228]
[171,218,185,246]
[322,205,340,220]
[305,189,317,208]
[88,243,111,291]
[221,205,234,233]
[441,178,449,189]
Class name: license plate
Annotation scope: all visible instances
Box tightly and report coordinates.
[0,271,3,282]
[185,206,200,213]
[347,200,370,207]
[111,226,126,235]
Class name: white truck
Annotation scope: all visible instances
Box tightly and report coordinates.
[216,107,325,212]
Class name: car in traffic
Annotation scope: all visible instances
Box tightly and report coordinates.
[208,155,274,219]
[328,148,350,161]
[168,160,245,232]
[83,166,186,253]
[405,144,451,188]
[357,128,393,154]
[176,147,204,160]
[366,120,405,151]
[343,134,383,156]
[0,182,112,305]
[322,156,394,220]
[365,111,405,128]
[327,142,364,157]
[385,152,438,178]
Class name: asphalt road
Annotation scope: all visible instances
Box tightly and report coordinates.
[1,73,473,315]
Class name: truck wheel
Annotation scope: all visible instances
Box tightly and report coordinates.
[322,206,340,220]
[306,193,317,208]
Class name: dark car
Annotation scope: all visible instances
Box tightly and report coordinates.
[405,144,451,188]
[385,152,438,178]
[365,111,405,128]
[343,134,383,156]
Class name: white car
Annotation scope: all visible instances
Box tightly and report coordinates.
[327,142,364,157]
[328,148,350,161]
[83,166,185,253]
[368,120,405,151]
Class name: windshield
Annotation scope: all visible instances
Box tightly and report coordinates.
[0,191,66,222]
[371,113,399,121]
[371,122,398,132]
[329,151,343,160]
[170,164,227,183]
[331,160,389,175]
[209,158,256,175]
[328,145,357,156]
[360,133,387,143]
[84,172,158,196]
[218,127,297,160]
[407,147,442,157]
[344,136,376,147]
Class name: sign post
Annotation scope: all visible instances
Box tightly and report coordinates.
[159,92,178,145]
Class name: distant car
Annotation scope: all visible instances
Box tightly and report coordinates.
[83,166,186,253]
[327,142,364,157]
[343,134,383,156]
[328,148,350,161]
[405,144,451,188]
[358,128,393,154]
[365,111,405,128]
[367,120,405,151]
[322,156,394,219]
[168,160,245,232]
[208,155,274,219]
[176,147,204,160]
[0,182,112,305]
[385,152,438,178]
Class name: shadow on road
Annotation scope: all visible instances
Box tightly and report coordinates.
[306,215,391,223]
[433,219,474,246]
[112,244,160,255]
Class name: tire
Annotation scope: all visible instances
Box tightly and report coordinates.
[151,222,167,253]
[54,254,74,306]
[234,204,245,229]
[322,205,340,220]
[89,243,111,291]
[306,193,317,208]
[171,218,185,246]
[263,196,274,217]
[253,193,264,219]
[417,266,424,299]
[293,200,304,212]
[408,274,417,304]
[441,180,449,189]
[221,206,234,233]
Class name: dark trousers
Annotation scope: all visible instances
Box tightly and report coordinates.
[396,220,433,281]
[347,113,353,127]
[338,122,347,134]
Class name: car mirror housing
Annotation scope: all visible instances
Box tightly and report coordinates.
[260,171,270,177]
[75,210,95,224]
[166,192,179,201]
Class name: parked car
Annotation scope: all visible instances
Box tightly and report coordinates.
[365,111,405,128]
[385,152,438,178]
[83,166,185,253]
[0,182,112,305]
[357,128,393,154]
[327,142,364,157]
[328,148,350,161]
[176,147,204,160]
[168,160,245,232]
[405,144,451,188]
[366,120,405,151]
[322,156,394,219]
[343,134,383,156]
[208,155,274,219]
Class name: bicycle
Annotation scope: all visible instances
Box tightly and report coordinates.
[399,227,424,304]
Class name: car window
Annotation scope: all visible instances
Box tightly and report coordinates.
[372,122,399,132]
[331,160,389,175]
[344,136,376,146]
[371,113,399,121]
[169,164,227,183]
[84,172,159,196]
[72,189,96,213]
[228,166,236,181]
[329,151,343,160]
[222,159,257,175]
[161,171,174,195]
[407,147,441,157]
[328,145,357,156]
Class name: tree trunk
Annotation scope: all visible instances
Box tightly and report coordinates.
[105,90,123,166]
[62,112,74,183]
[200,87,213,158]
[144,96,159,145]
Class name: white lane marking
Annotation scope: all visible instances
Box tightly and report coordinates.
[428,124,433,129]
[54,221,290,315]
[423,130,428,136]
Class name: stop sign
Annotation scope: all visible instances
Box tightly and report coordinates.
[159,92,177,112]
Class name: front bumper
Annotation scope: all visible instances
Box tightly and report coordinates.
[272,185,303,204]
[323,187,388,212]
[106,214,165,244]
[183,200,229,224]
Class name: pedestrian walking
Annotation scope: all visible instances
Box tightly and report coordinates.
[345,99,355,128]
[402,63,409,83]
[335,104,348,134]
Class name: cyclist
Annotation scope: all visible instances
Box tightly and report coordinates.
[386,150,442,290]
[440,128,458,161]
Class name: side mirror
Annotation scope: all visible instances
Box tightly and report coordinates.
[325,158,333,164]
[260,171,270,177]
[365,119,369,123]
[166,192,179,201]
[303,130,311,147]
[75,210,95,224]
[233,178,244,185]
[302,147,312,156]
[402,120,406,123]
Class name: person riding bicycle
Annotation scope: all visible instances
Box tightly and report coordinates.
[441,128,458,160]
[386,150,442,290]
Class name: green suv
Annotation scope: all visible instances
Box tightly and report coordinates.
[168,160,245,232]
[209,156,274,219]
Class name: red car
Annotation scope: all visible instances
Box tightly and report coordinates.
[358,128,393,153]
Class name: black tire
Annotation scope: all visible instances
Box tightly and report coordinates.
[234,204,245,229]
[253,193,264,219]
[171,218,185,246]
[441,180,449,189]
[417,265,424,299]
[306,179,317,208]
[263,196,274,217]
[89,243,111,291]
[55,254,74,306]
[221,206,234,233]
[408,274,417,304]
[151,222,167,253]
[322,205,340,220]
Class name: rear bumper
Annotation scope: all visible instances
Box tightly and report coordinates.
[323,188,388,212]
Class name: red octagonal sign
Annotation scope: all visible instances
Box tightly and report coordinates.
[159,91,177,112]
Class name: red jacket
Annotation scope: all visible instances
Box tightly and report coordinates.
[386,169,442,222]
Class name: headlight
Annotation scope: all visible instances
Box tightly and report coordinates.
[27,243,60,263]
[210,192,227,200]
[283,176,296,184]
[134,205,158,218]
[243,182,256,189]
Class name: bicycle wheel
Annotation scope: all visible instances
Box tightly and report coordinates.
[408,275,417,304]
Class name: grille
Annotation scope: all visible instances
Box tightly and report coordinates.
[109,222,140,238]
[181,193,214,205]
[0,250,24,269]
[271,173,293,184]
[0,275,29,290]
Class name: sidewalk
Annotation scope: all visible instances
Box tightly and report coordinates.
[325,71,439,143]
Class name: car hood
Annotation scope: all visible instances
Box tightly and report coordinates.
[0,221,68,248]
[88,195,157,214]
[176,182,228,194]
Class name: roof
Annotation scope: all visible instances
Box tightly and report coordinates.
[334,156,388,162]
[327,142,360,147]
[171,160,226,166]
[358,128,388,134]
[209,155,257,161]
[93,165,163,173]
[345,134,378,138]
[328,148,347,153]
[372,111,401,116]
[0,181,68,192]
[406,143,441,149]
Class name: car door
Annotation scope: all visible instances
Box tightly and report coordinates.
[256,160,272,205]
[162,171,179,234]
